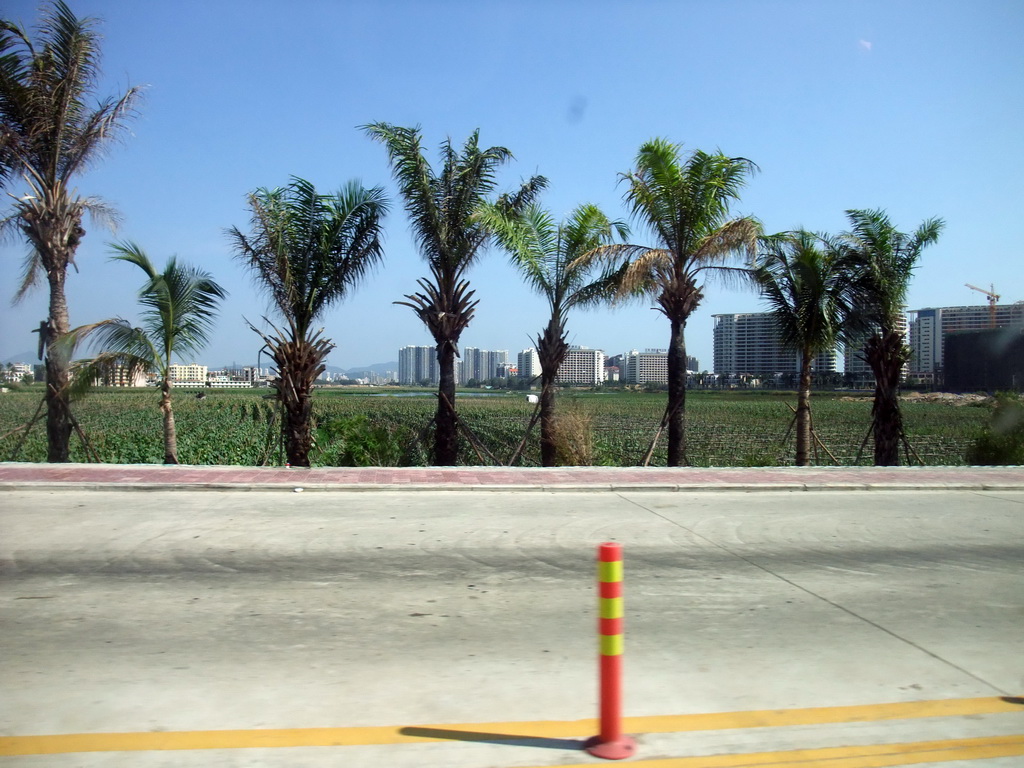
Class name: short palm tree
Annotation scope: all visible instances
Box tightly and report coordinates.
[840,208,943,465]
[229,177,388,467]
[76,243,226,464]
[477,201,629,466]
[600,139,759,465]
[0,0,142,462]
[753,230,852,466]
[364,123,546,465]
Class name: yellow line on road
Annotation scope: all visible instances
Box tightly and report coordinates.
[524,734,1024,768]
[0,695,1020,756]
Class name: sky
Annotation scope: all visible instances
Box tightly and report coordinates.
[2,0,1022,372]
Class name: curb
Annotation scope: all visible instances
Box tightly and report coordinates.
[3,481,1024,493]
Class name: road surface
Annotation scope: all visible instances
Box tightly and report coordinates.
[2,486,1023,766]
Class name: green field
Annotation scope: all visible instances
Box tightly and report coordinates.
[0,387,990,467]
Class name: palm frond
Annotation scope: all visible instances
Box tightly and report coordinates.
[228,176,386,342]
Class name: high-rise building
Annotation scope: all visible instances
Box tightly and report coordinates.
[909,303,1024,375]
[556,347,605,386]
[713,313,836,375]
[459,347,509,382]
[517,348,541,382]
[844,313,910,384]
[623,349,668,384]
[398,345,438,385]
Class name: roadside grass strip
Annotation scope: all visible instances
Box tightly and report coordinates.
[0,695,1021,758]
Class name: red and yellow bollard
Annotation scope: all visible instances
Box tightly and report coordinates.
[585,542,637,760]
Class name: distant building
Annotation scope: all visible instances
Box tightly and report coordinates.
[909,303,1024,376]
[398,345,438,385]
[168,363,208,385]
[459,347,509,383]
[2,362,34,383]
[844,314,910,386]
[714,313,836,376]
[556,347,605,386]
[517,348,541,382]
[944,326,1024,392]
[623,349,668,384]
[97,364,149,388]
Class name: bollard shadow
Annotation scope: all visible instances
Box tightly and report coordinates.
[399,726,585,751]
[1001,696,1024,706]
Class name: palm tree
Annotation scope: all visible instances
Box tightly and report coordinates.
[753,231,853,466]
[0,0,142,462]
[601,139,759,466]
[229,176,387,467]
[364,122,546,465]
[840,209,943,465]
[74,243,226,464]
[477,201,629,466]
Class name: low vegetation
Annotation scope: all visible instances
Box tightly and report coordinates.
[0,388,990,467]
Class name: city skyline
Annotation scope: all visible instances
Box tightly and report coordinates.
[2,2,1021,374]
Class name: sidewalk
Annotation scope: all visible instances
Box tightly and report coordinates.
[1,461,1023,491]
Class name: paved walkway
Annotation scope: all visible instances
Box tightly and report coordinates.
[1,461,1022,491]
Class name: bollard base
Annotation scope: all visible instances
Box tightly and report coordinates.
[584,735,637,760]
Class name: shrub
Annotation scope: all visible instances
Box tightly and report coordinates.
[966,393,1024,465]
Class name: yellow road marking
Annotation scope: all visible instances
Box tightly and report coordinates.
[522,734,1024,768]
[0,695,1020,756]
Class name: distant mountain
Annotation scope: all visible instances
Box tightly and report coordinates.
[208,361,399,376]
[2,351,38,365]
[326,361,399,376]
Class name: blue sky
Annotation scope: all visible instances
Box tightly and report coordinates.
[2,0,1021,372]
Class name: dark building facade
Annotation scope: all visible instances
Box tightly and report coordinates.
[944,326,1024,392]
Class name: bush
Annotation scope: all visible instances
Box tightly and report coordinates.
[314,415,417,466]
[966,393,1024,465]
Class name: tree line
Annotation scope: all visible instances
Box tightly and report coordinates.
[1,1,942,469]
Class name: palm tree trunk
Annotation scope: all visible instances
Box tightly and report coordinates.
[44,268,72,463]
[160,381,178,464]
[538,373,558,466]
[283,391,313,467]
[866,329,906,466]
[537,316,568,468]
[795,351,812,466]
[435,341,458,465]
[666,315,688,466]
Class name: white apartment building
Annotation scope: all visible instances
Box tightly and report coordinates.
[2,362,34,383]
[556,347,605,386]
[623,349,668,384]
[909,303,1024,374]
[713,313,837,375]
[168,363,208,384]
[517,348,541,382]
[398,345,439,385]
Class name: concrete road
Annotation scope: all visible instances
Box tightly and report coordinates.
[2,488,1023,766]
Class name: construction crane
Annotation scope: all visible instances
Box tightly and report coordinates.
[965,283,1000,327]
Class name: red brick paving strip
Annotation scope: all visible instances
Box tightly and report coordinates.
[0,462,1022,490]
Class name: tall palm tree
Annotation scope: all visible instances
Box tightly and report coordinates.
[364,122,546,465]
[477,201,629,466]
[74,243,226,464]
[601,139,759,466]
[229,176,387,467]
[840,208,943,465]
[0,0,142,462]
[753,230,853,466]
